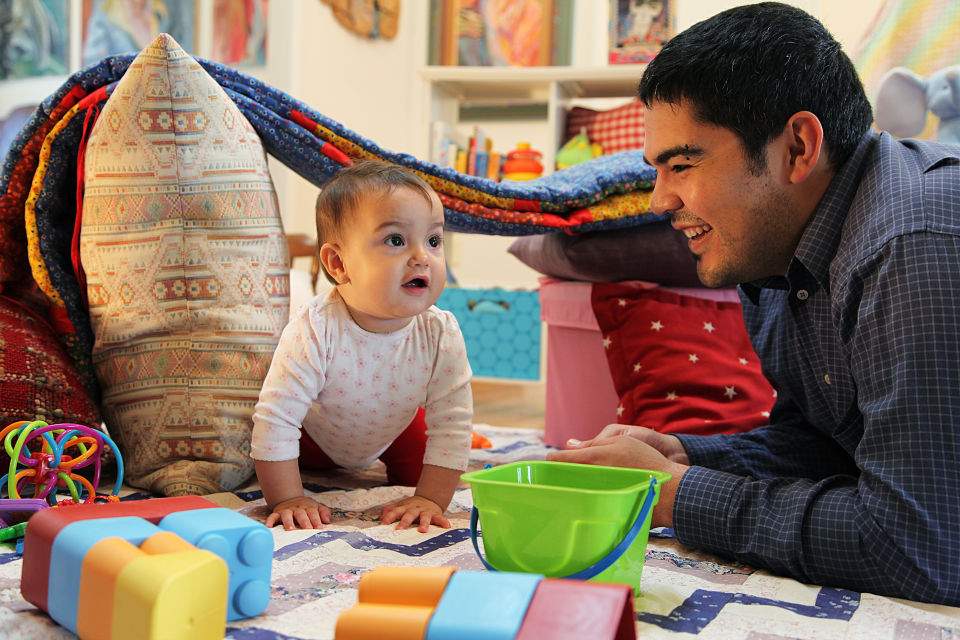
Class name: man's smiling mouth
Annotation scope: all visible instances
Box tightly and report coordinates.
[683,224,713,240]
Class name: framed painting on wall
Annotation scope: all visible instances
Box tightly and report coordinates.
[608,0,674,65]
[0,0,69,80]
[428,0,572,67]
[211,0,268,67]
[81,0,197,66]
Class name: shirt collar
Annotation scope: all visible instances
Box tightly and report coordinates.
[740,130,879,306]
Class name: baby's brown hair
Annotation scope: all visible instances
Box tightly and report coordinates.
[315,160,437,285]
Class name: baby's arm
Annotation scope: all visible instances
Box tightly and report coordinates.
[255,458,332,530]
[380,464,462,533]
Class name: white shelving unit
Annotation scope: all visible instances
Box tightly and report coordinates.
[420,64,648,173]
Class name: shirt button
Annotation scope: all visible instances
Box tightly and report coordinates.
[824,374,831,385]
[796,289,809,301]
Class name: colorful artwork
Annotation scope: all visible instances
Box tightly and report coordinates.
[430,0,571,67]
[81,0,196,66]
[0,0,69,80]
[212,0,268,67]
[609,0,674,65]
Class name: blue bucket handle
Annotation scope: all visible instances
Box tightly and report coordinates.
[469,476,658,581]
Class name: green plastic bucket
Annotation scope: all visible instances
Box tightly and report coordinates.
[462,461,671,594]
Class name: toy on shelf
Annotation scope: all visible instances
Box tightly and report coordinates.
[21,495,273,640]
[556,129,603,170]
[501,142,544,181]
[0,420,124,505]
[335,566,637,640]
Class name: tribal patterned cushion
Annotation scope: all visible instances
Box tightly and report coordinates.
[79,34,289,495]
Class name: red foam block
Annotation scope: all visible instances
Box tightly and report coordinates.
[514,578,637,640]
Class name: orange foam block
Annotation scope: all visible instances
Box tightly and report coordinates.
[336,567,456,640]
[358,566,456,607]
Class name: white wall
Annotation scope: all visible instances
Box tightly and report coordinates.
[272,0,433,238]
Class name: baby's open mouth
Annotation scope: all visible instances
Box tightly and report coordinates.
[403,277,428,288]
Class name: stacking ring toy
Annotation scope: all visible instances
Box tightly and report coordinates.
[0,421,124,504]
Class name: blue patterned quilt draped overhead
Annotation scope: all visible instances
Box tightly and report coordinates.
[0,43,660,402]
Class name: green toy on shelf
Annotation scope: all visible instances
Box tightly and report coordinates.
[556,129,603,169]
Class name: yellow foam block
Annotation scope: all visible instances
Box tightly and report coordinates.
[113,549,228,640]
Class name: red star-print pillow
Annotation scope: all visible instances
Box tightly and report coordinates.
[591,282,775,436]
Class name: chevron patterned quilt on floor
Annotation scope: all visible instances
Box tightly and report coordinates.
[1,425,959,639]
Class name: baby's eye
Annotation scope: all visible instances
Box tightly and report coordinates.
[428,235,442,248]
[385,234,404,247]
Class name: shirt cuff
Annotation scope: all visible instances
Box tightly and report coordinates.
[676,433,733,468]
[673,465,743,551]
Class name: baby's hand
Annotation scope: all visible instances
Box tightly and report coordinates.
[265,496,332,530]
[380,495,451,533]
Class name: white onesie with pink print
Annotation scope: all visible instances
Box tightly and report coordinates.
[250,289,473,471]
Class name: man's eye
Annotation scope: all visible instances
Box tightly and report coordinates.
[670,164,690,173]
[385,235,404,247]
[428,235,442,248]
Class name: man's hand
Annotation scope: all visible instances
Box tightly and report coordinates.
[561,424,691,466]
[381,495,451,533]
[546,425,690,528]
[265,495,332,530]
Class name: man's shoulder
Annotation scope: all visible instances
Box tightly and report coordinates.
[873,135,960,210]
[842,134,960,261]
[897,137,960,174]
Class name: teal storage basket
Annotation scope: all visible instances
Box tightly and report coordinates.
[435,288,541,379]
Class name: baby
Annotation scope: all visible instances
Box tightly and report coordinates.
[251,160,473,532]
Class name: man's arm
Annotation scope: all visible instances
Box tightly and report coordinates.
[675,399,858,481]
[675,233,960,605]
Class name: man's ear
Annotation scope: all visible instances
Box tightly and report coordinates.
[319,243,348,284]
[783,111,825,184]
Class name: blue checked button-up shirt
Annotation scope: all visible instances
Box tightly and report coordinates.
[673,131,960,605]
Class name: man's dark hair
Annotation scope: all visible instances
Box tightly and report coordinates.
[315,160,436,284]
[638,2,873,171]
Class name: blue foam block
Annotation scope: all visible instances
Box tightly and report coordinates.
[159,507,273,620]
[426,571,543,640]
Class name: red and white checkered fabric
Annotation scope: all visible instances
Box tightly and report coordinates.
[565,99,645,155]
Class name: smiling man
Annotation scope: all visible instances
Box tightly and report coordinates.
[548,2,960,605]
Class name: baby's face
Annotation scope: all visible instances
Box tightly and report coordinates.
[336,187,446,333]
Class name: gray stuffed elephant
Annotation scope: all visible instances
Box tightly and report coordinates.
[874,66,960,144]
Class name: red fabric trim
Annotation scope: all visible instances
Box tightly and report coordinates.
[72,89,108,310]
[318,142,352,166]
[289,109,352,166]
[288,109,315,130]
[512,198,541,212]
